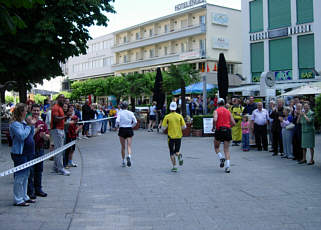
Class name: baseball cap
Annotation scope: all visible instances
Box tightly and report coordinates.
[169,102,177,111]
[218,98,225,105]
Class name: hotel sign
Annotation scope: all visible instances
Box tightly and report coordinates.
[175,0,206,11]
[213,37,229,50]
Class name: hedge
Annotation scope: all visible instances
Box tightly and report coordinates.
[192,115,213,129]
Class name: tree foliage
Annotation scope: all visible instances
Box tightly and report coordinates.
[0,0,115,102]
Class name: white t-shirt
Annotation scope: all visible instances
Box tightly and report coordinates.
[116,110,137,128]
[149,105,156,116]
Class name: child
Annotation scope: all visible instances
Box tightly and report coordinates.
[241,115,250,151]
[66,115,82,168]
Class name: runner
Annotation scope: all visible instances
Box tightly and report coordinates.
[116,101,137,167]
[162,102,186,172]
[212,98,236,173]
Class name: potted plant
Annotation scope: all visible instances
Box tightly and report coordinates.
[183,116,191,137]
[191,115,203,137]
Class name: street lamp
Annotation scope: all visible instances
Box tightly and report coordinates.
[0,81,16,143]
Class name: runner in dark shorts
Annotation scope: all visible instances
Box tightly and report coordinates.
[212,98,235,173]
[118,127,134,139]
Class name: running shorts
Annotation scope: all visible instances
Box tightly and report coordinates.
[214,126,232,142]
[118,127,134,139]
[168,137,181,156]
[149,115,156,121]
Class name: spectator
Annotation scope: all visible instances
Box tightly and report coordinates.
[82,99,92,138]
[270,99,284,156]
[66,115,82,168]
[74,103,82,121]
[280,107,294,159]
[241,115,250,151]
[51,94,70,176]
[243,96,257,115]
[293,103,303,162]
[251,102,269,151]
[268,101,275,150]
[28,104,49,198]
[96,104,104,135]
[109,106,117,131]
[230,98,243,146]
[298,103,315,165]
[9,103,36,206]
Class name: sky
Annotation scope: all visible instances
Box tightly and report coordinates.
[36,0,241,91]
[89,0,241,38]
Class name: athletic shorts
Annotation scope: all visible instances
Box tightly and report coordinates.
[149,115,156,121]
[118,127,134,139]
[168,137,181,156]
[214,127,232,142]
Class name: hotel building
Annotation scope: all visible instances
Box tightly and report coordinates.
[66,3,243,86]
[239,0,321,95]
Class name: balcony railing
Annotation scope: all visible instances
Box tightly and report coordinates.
[112,24,206,53]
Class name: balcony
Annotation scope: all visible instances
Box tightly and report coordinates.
[112,24,206,53]
[112,49,205,72]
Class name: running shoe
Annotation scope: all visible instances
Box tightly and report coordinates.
[171,167,178,172]
[220,158,225,168]
[225,167,230,173]
[126,156,131,167]
[121,162,126,167]
[178,154,183,166]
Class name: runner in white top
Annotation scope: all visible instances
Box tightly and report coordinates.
[116,101,137,167]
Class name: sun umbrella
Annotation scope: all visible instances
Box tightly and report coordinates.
[172,82,216,95]
[217,53,229,102]
[282,85,321,96]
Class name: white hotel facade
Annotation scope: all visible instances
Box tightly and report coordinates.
[65,3,243,87]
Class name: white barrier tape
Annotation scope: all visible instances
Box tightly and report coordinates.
[77,116,116,124]
[0,141,76,177]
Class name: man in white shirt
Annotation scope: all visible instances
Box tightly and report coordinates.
[148,101,157,132]
[251,102,269,151]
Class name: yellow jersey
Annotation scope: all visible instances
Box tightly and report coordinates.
[162,112,186,139]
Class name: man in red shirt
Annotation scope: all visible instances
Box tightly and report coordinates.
[51,94,70,176]
[212,98,235,173]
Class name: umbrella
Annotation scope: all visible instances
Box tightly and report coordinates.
[172,82,216,95]
[282,85,321,96]
[217,53,229,102]
[152,67,165,110]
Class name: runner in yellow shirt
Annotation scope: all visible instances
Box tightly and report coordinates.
[162,102,186,172]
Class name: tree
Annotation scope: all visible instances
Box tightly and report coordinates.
[0,0,115,102]
[153,68,165,111]
[166,64,200,118]
[217,53,229,102]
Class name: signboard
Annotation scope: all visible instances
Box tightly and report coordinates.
[203,118,214,134]
[212,37,229,50]
[179,50,200,60]
[268,28,288,39]
[251,72,261,82]
[212,13,229,26]
[299,69,315,79]
[175,0,206,11]
[274,70,292,81]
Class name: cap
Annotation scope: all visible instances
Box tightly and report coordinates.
[218,98,225,105]
[169,102,177,111]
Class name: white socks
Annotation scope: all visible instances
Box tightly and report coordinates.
[217,152,223,159]
[226,160,230,168]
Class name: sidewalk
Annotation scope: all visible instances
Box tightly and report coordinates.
[0,131,320,230]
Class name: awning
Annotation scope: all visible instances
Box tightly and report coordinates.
[172,82,217,95]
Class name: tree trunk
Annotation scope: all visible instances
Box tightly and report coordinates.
[130,97,135,112]
[181,78,186,118]
[0,90,5,104]
[18,82,27,103]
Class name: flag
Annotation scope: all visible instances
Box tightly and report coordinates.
[214,63,217,71]
[207,64,210,72]
[201,63,205,72]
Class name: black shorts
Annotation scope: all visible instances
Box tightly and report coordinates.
[214,127,232,142]
[149,115,156,121]
[118,127,134,139]
[168,138,181,156]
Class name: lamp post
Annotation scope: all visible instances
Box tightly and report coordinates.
[0,81,16,143]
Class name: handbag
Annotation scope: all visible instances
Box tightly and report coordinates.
[285,123,295,130]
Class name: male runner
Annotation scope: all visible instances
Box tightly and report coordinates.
[162,102,186,172]
[212,98,236,173]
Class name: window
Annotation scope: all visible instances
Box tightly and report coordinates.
[181,19,187,28]
[298,34,315,79]
[149,29,153,37]
[251,42,264,82]
[297,0,313,24]
[269,38,292,71]
[181,43,186,53]
[123,55,128,63]
[149,49,154,58]
[249,0,263,32]
[123,36,127,43]
[136,52,139,60]
[103,57,112,67]
[164,47,168,56]
[227,64,235,74]
[136,32,140,40]
[268,0,291,30]
[199,15,205,25]
[164,24,169,33]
